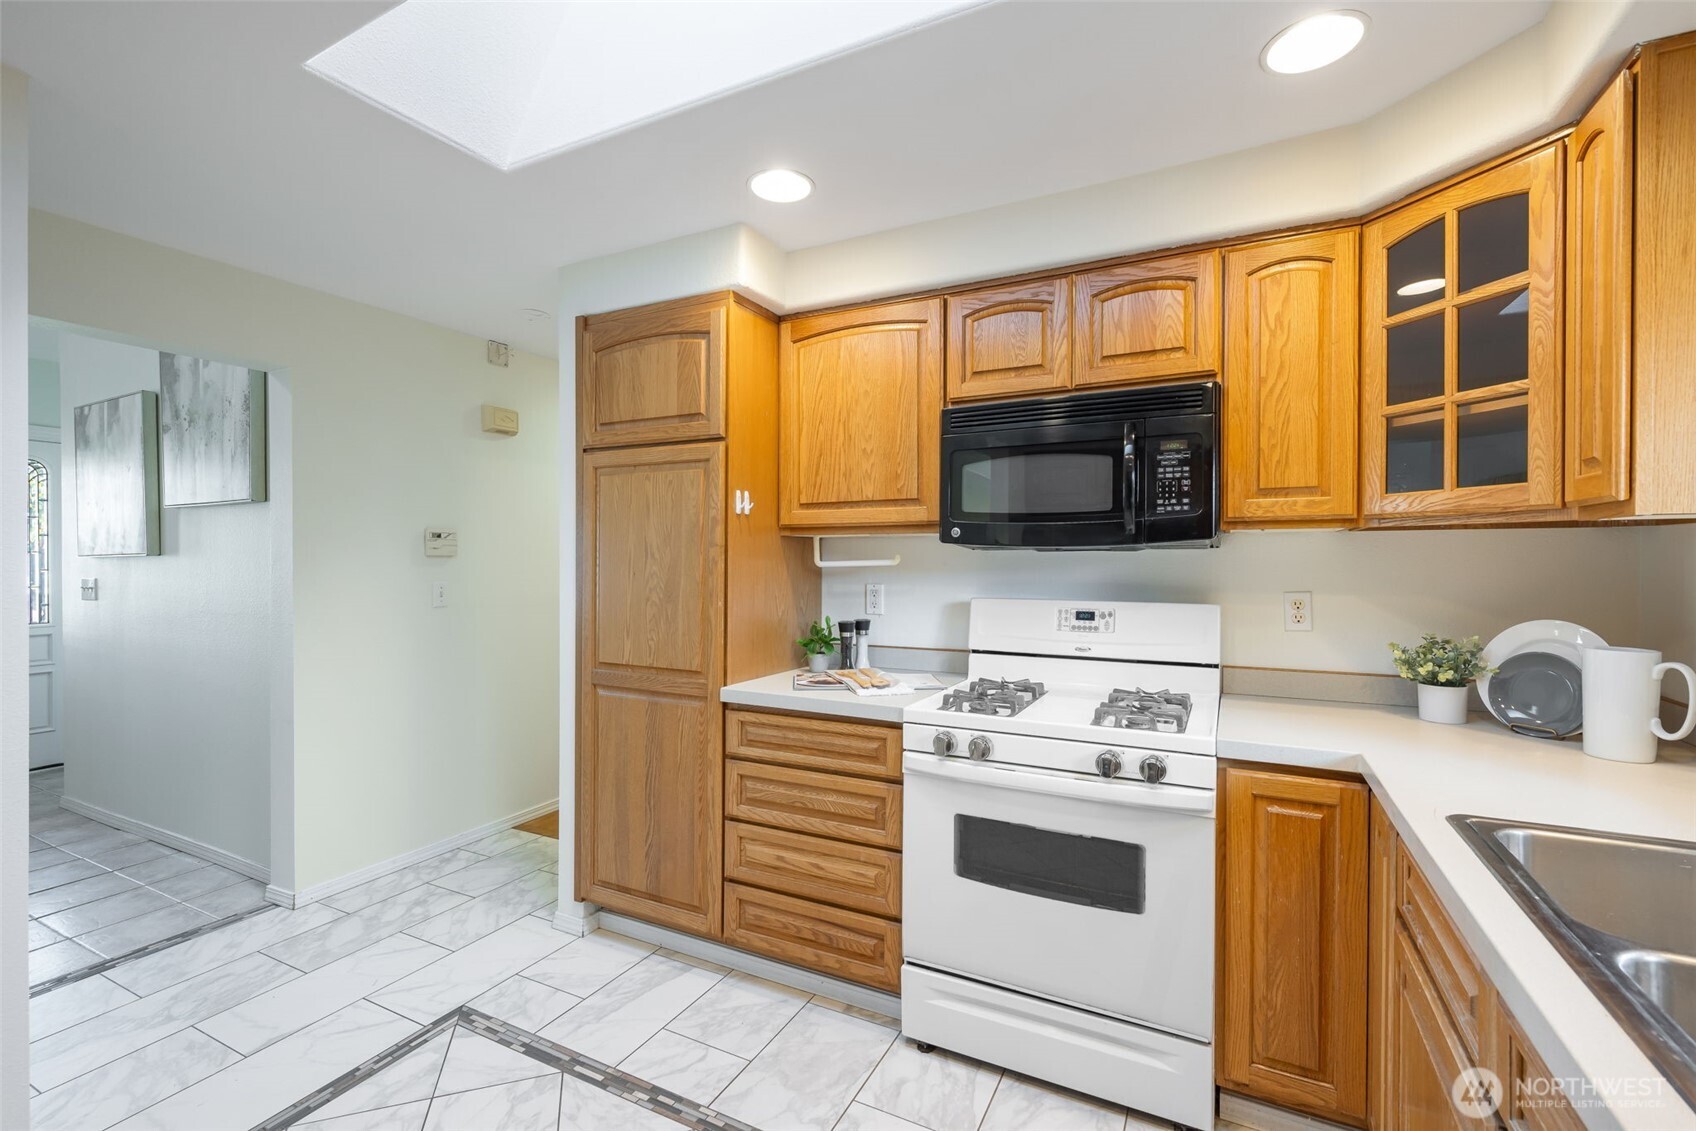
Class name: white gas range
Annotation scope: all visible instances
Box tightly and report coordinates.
[900,598,1219,1130]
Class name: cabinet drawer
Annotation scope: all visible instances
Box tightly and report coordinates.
[726,760,901,849]
[726,709,902,781]
[724,882,901,991]
[725,821,901,918]
[1397,843,1488,1061]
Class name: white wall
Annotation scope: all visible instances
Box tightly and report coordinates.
[1638,526,1696,704]
[55,333,279,870]
[0,62,31,1131]
[32,211,561,895]
[29,356,57,427]
[818,530,1646,676]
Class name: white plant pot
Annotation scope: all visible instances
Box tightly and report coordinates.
[1417,683,1469,725]
[807,653,831,673]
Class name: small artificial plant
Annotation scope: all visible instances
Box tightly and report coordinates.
[797,616,838,657]
[1388,633,1494,686]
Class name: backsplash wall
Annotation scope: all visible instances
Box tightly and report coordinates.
[818,528,1648,678]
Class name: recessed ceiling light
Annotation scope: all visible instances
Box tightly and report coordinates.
[1261,11,1368,75]
[749,169,814,203]
[521,308,550,321]
[1395,277,1446,297]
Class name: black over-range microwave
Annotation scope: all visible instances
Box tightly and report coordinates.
[939,380,1219,550]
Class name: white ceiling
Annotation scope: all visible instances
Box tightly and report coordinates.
[4,0,1554,357]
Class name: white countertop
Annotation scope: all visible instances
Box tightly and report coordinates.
[720,669,961,724]
[1220,696,1696,1131]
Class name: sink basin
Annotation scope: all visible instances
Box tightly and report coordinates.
[1451,815,1696,1110]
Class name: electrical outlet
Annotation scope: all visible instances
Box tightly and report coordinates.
[1284,591,1312,632]
[432,582,448,609]
[866,583,886,616]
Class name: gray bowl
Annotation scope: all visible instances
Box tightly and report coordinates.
[1486,651,1583,739]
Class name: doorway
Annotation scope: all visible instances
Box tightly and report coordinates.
[27,430,62,769]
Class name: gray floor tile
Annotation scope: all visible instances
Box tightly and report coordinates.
[116,849,207,884]
[189,879,271,918]
[147,863,249,900]
[41,885,178,938]
[77,902,217,958]
[29,870,135,916]
[78,839,178,872]
[29,939,102,984]
[28,858,110,896]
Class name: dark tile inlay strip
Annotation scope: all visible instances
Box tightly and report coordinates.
[28,903,277,997]
[252,1006,764,1131]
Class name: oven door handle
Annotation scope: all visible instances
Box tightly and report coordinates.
[903,753,1215,815]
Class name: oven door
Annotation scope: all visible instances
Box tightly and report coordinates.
[940,421,1138,548]
[902,753,1214,1041]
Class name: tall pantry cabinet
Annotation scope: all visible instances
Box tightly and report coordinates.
[576,293,818,937]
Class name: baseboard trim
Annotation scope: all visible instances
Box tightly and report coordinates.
[58,794,270,883]
[551,905,601,938]
[267,797,559,909]
[596,910,902,1021]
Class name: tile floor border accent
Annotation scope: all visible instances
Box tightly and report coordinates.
[251,1005,764,1131]
[29,904,278,998]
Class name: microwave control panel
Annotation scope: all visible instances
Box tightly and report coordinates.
[1057,608,1116,633]
[1151,437,1202,517]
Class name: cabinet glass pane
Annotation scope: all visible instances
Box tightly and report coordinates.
[1458,194,1529,293]
[1457,290,1528,391]
[1386,410,1444,494]
[1387,218,1447,315]
[1386,313,1444,405]
[1457,398,1529,488]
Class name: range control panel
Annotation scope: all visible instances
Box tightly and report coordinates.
[1057,607,1117,633]
[1152,437,1202,517]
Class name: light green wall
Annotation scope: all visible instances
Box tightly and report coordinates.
[28,357,58,429]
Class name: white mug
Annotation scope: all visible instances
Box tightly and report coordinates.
[1580,646,1696,764]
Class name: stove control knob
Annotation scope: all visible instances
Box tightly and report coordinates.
[1094,750,1123,779]
[967,734,994,761]
[1139,754,1168,785]
[932,731,958,757]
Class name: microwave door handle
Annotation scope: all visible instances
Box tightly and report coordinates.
[1123,422,1140,538]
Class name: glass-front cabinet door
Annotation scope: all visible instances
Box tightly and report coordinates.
[1362,145,1564,518]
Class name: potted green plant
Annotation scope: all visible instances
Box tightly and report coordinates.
[797,617,838,673]
[1388,633,1495,724]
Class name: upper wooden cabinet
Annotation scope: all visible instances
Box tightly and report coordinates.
[1219,766,1369,1123]
[579,296,732,449]
[780,298,943,529]
[1565,68,1634,508]
[945,277,1072,402]
[1073,250,1221,388]
[1222,230,1359,526]
[1362,145,1564,520]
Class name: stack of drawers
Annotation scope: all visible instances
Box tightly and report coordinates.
[721,709,904,991]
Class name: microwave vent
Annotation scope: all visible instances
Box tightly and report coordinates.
[945,382,1215,432]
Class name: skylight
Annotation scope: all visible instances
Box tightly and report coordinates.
[305,0,984,171]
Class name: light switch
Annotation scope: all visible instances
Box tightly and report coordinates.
[432,582,447,609]
[80,578,98,601]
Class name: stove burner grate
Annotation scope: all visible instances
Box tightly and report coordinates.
[1091,687,1192,733]
[938,677,1046,718]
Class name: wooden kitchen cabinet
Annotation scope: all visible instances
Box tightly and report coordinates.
[945,276,1073,402]
[1381,927,1480,1131]
[1492,1000,1587,1131]
[723,882,902,991]
[1072,250,1221,388]
[577,297,818,939]
[1361,144,1564,521]
[577,442,726,934]
[1222,229,1359,526]
[1564,67,1634,508]
[779,298,943,529]
[1219,766,1369,1123]
[579,295,728,449]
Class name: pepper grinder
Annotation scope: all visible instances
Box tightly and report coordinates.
[838,621,857,669]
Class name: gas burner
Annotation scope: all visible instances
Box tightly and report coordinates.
[1091,687,1192,733]
[939,677,1046,718]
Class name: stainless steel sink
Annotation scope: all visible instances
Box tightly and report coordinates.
[1451,815,1696,1109]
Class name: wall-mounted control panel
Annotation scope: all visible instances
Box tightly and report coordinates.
[424,528,458,558]
[481,404,519,436]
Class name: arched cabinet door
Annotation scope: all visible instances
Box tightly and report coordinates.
[946,276,1072,402]
[1072,250,1220,387]
[1222,230,1359,526]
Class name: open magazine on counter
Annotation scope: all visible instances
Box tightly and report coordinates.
[791,669,948,696]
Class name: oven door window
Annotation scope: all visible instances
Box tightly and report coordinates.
[950,443,1121,522]
[954,815,1145,914]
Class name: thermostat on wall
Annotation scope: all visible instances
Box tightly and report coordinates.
[424,528,458,558]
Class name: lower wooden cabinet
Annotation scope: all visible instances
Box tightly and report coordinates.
[719,709,904,992]
[1381,926,1480,1131]
[1219,766,1370,1123]
[1493,1000,1587,1131]
[723,882,902,991]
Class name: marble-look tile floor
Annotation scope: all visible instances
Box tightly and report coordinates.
[28,772,1244,1131]
[26,766,271,987]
